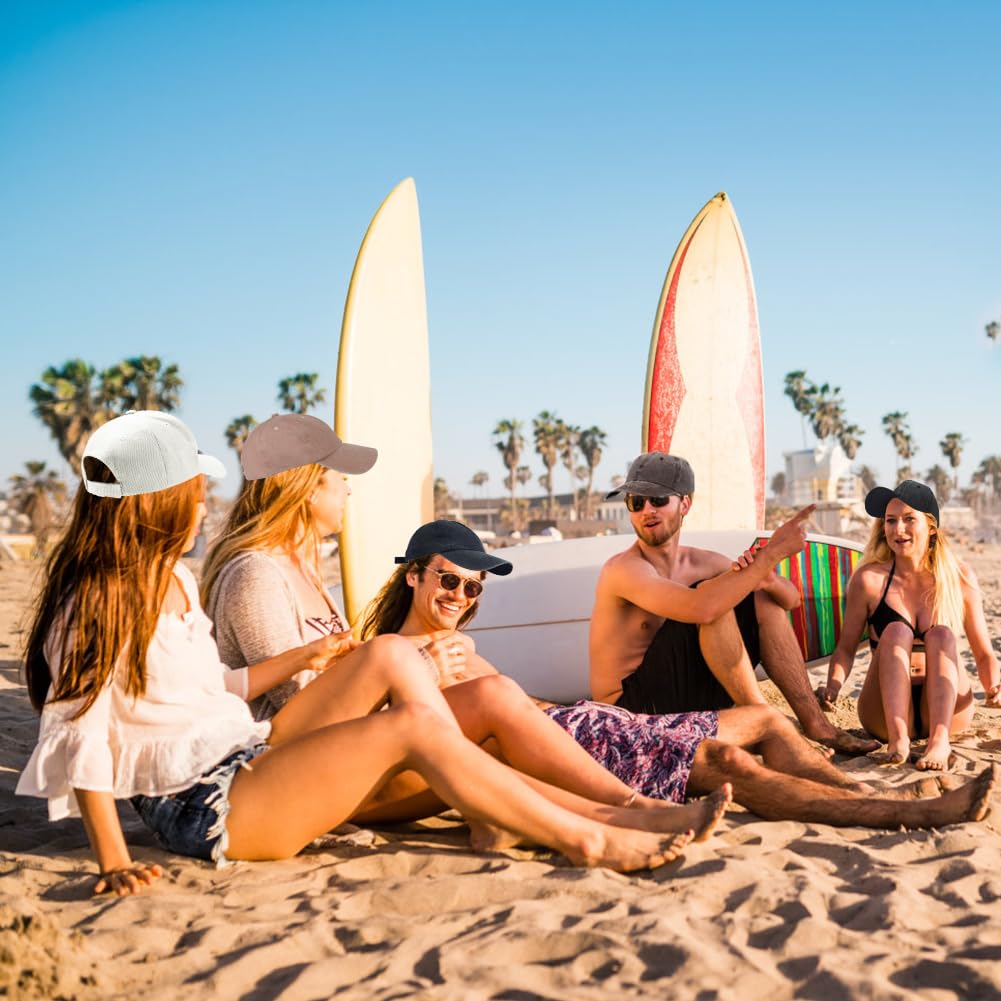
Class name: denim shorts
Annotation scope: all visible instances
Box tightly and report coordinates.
[130,744,267,865]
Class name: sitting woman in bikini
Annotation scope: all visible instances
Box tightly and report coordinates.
[818,480,1000,770]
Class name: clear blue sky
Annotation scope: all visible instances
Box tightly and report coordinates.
[2,0,999,502]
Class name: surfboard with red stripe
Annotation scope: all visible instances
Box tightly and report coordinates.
[643,193,765,530]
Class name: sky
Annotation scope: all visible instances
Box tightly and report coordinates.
[1,0,999,504]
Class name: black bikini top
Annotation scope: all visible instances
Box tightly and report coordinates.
[868,560,926,649]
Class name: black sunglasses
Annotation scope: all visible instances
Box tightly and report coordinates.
[427,567,484,599]
[624,494,674,513]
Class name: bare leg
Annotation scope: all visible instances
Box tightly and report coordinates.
[446,676,726,832]
[862,622,915,765]
[268,633,464,744]
[698,611,767,705]
[225,703,693,872]
[755,591,879,755]
[685,741,997,829]
[716,706,862,789]
[915,626,970,771]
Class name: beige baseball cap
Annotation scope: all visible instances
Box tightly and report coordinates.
[241,413,378,480]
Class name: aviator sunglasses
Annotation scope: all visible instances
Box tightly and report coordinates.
[624,493,675,513]
[427,567,484,599]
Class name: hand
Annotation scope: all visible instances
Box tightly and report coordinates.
[94,862,163,897]
[730,545,757,572]
[815,682,840,712]
[422,634,474,687]
[766,505,815,561]
[311,630,361,671]
[985,683,1001,709]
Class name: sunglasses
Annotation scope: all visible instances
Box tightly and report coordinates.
[427,567,484,599]
[624,494,674,513]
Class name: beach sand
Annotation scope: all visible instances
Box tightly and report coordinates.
[2,548,1000,1000]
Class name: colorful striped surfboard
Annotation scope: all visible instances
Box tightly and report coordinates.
[756,534,866,666]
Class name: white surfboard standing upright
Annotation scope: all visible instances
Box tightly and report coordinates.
[335,178,434,625]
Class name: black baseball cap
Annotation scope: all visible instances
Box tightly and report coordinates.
[864,480,940,524]
[606,452,695,500]
[395,520,513,575]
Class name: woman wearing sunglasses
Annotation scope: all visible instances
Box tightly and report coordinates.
[203,417,731,840]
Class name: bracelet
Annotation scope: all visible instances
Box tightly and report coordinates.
[417,645,441,685]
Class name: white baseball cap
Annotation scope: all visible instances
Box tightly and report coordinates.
[82,411,226,498]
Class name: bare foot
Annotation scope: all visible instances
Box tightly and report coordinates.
[908,764,998,827]
[813,728,881,756]
[869,739,910,766]
[865,774,963,800]
[633,785,732,842]
[914,736,954,772]
[571,827,694,873]
[468,820,527,852]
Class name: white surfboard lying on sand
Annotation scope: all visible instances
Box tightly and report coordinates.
[465,531,863,703]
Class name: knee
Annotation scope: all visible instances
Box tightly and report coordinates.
[757,704,795,738]
[924,624,957,655]
[878,621,914,652]
[463,673,528,707]
[388,700,447,735]
[366,633,421,667]
[703,740,756,777]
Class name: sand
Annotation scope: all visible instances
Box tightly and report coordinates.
[2,548,1000,1001]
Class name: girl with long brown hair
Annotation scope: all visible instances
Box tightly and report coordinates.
[17,411,698,895]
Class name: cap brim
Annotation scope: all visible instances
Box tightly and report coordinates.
[198,452,227,480]
[443,548,513,576]
[319,441,378,475]
[864,487,895,518]
[605,479,680,501]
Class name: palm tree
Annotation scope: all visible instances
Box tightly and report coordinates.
[783,371,814,446]
[277,373,326,414]
[881,411,916,478]
[434,477,454,517]
[807,383,845,442]
[469,470,489,494]
[8,461,68,554]
[838,424,864,460]
[559,422,581,517]
[532,411,562,518]
[29,359,114,474]
[986,321,999,343]
[925,464,952,505]
[492,419,524,531]
[577,426,607,518]
[976,455,1001,501]
[939,432,965,493]
[225,415,258,456]
[103,355,183,413]
[856,464,879,493]
[770,471,787,501]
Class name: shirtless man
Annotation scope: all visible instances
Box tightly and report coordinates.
[591,452,879,756]
[362,519,997,831]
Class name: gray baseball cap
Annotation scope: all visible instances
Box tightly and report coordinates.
[605,452,694,500]
[241,413,378,480]
[82,411,226,498]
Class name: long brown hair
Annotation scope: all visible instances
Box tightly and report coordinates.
[200,464,326,607]
[359,558,481,639]
[24,462,203,714]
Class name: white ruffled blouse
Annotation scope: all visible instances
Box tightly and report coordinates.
[16,563,271,821]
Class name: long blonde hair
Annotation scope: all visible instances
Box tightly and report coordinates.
[200,463,327,606]
[860,513,966,631]
[25,464,203,714]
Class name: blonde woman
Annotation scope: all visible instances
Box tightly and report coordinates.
[17,411,694,895]
[819,481,1000,770]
